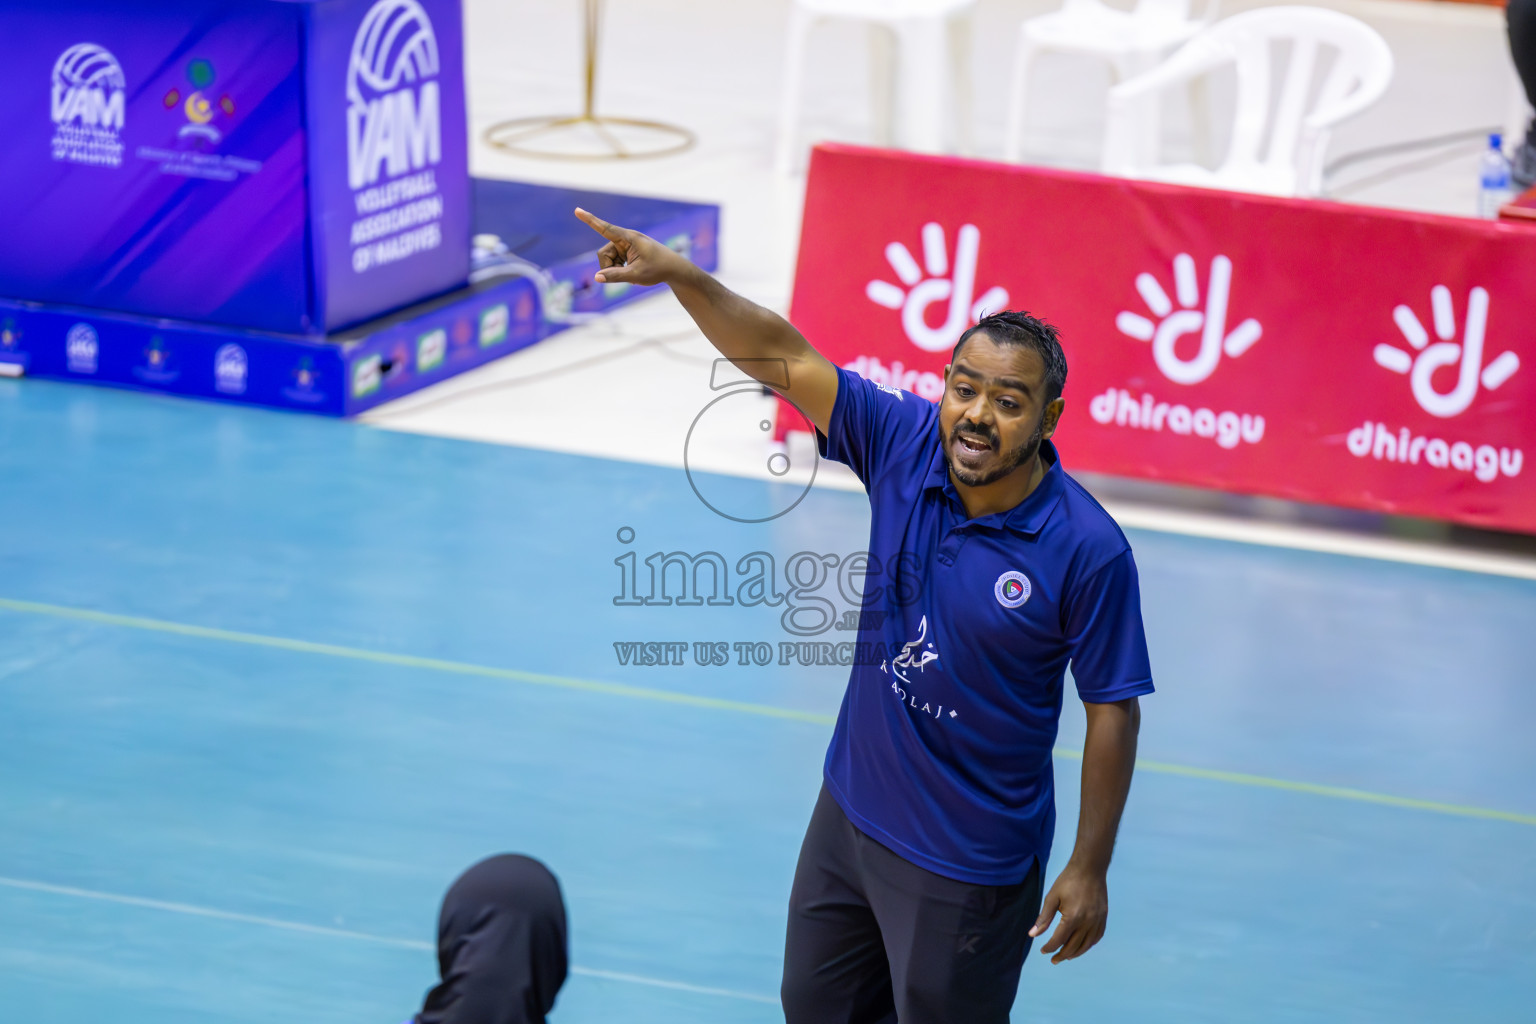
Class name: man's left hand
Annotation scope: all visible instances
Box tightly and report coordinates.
[1029,863,1109,964]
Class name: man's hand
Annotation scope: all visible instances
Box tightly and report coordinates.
[571,207,839,432]
[1029,862,1109,964]
[575,208,690,288]
[1029,697,1140,965]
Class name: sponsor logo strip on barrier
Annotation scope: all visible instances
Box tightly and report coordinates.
[787,145,1536,534]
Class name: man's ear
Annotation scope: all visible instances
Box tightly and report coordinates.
[1040,398,1066,440]
[942,363,952,384]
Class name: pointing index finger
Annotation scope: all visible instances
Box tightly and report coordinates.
[574,207,624,242]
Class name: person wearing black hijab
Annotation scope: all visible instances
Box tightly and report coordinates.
[410,854,569,1024]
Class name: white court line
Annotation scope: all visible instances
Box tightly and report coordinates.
[571,966,778,1004]
[0,874,778,1006]
[0,875,431,950]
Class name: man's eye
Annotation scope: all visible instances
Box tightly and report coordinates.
[999,399,1018,410]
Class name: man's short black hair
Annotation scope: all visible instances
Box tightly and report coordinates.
[951,310,1067,403]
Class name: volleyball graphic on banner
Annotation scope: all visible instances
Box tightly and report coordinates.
[50,42,126,166]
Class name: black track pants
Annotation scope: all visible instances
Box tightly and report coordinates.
[781,786,1044,1024]
[415,854,569,1024]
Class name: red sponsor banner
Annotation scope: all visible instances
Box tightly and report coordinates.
[786,143,1536,534]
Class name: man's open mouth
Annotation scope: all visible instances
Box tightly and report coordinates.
[955,432,993,455]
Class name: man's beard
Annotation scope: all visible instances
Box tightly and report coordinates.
[945,414,1045,488]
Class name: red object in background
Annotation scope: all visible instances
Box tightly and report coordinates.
[785,143,1536,534]
[1500,185,1536,223]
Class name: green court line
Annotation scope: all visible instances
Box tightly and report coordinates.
[3,595,1533,829]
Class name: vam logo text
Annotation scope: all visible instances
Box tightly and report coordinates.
[51,43,126,167]
[346,0,442,190]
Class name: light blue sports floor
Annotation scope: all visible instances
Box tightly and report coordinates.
[1,376,1533,1023]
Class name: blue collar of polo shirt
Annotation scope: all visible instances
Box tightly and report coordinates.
[923,435,1067,536]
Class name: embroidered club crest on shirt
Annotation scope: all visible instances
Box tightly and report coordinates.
[994,570,1031,608]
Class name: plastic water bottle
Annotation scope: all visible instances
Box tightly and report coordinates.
[1477,133,1513,219]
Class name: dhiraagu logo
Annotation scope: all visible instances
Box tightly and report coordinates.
[1345,285,1523,485]
[352,353,383,397]
[1116,253,1262,386]
[417,327,446,371]
[1374,285,1519,418]
[1090,252,1267,451]
[478,304,508,347]
[866,223,1009,353]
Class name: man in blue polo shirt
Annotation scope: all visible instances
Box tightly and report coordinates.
[577,209,1152,1023]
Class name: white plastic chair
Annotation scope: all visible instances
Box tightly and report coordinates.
[776,0,977,175]
[1102,6,1393,198]
[1004,0,1217,164]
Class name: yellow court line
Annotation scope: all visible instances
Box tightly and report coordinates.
[1053,749,1536,827]
[3,596,1533,828]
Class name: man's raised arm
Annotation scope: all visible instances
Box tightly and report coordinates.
[575,208,839,434]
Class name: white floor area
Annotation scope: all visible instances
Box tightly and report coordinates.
[364,0,1536,577]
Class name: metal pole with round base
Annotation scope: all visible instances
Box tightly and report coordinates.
[484,0,695,160]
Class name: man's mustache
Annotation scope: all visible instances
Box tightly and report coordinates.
[949,421,998,447]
